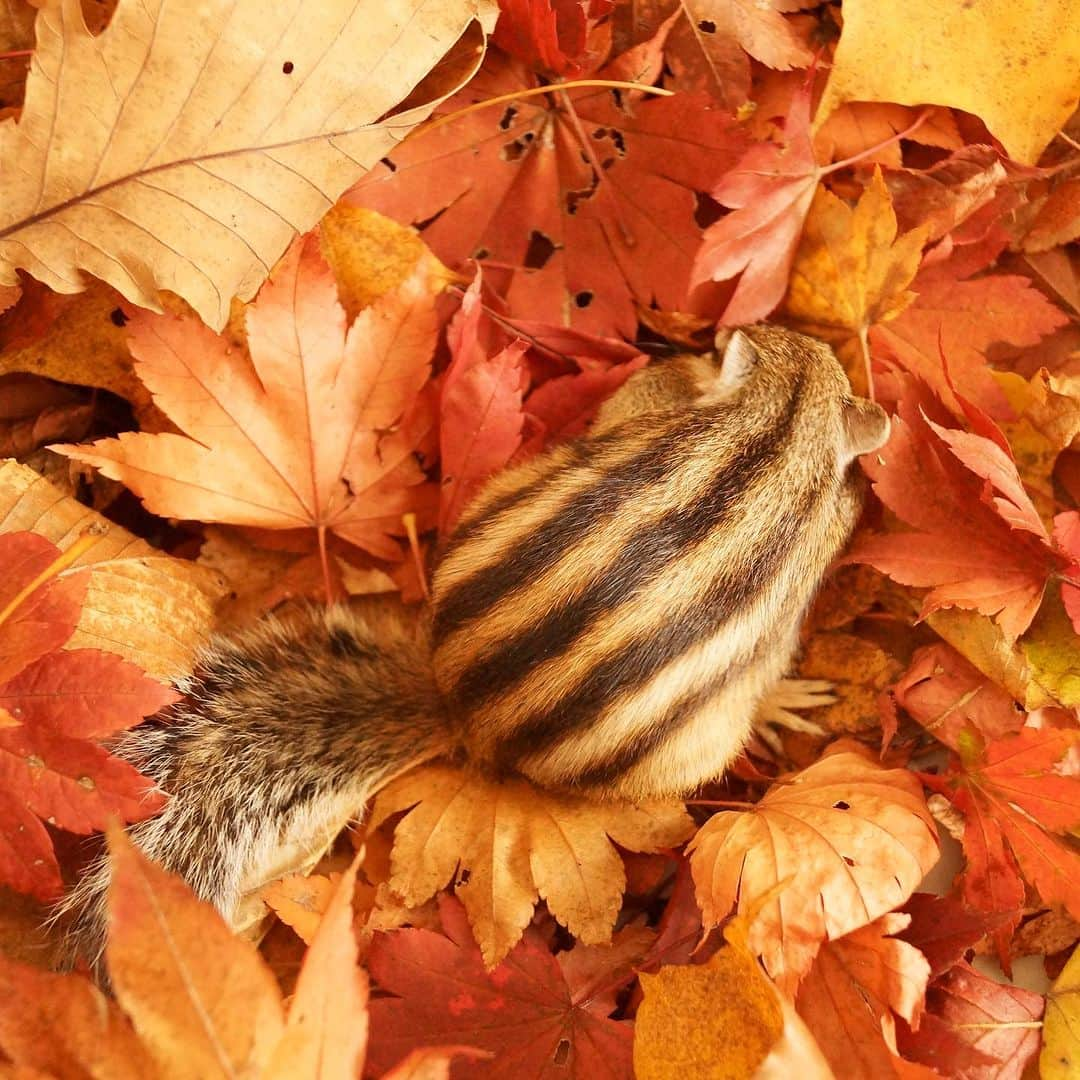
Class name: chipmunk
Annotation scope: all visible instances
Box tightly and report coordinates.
[57,325,889,970]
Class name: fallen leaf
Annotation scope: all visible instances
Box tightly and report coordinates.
[0,0,494,329]
[899,893,1000,977]
[798,631,902,734]
[367,895,650,1078]
[0,459,222,680]
[851,396,1062,642]
[55,234,440,562]
[816,0,1080,164]
[492,0,593,75]
[350,29,746,336]
[370,762,693,967]
[784,166,927,395]
[688,743,939,991]
[261,873,340,948]
[870,253,1068,420]
[678,0,813,72]
[692,79,819,324]
[634,915,785,1080]
[0,375,93,459]
[0,954,156,1080]
[795,914,933,1080]
[440,275,529,533]
[1043,942,1080,1080]
[264,860,367,1080]
[900,962,1043,1080]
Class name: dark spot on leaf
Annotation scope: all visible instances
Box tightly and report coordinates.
[502,137,531,162]
[457,868,471,885]
[282,60,294,74]
[698,19,717,33]
[574,290,593,309]
[694,191,724,229]
[842,855,856,867]
[554,1040,571,1066]
[379,157,397,173]
[524,230,556,270]
[833,800,850,811]
[499,105,518,130]
[109,307,128,327]
[473,247,491,260]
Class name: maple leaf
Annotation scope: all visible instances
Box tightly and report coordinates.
[440,276,529,533]
[795,914,935,1080]
[851,394,1063,642]
[784,166,927,394]
[366,895,653,1078]
[0,459,222,681]
[899,893,1004,977]
[691,79,822,325]
[0,0,493,330]
[869,246,1068,419]
[493,0,593,75]
[0,532,172,899]
[688,743,939,992]
[893,643,1027,753]
[349,30,746,336]
[369,762,693,967]
[946,727,1080,930]
[897,962,1043,1080]
[678,0,814,72]
[816,0,1080,164]
[55,234,440,563]
[1054,511,1080,636]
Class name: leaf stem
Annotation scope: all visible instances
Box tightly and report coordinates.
[316,524,333,605]
[402,512,430,601]
[414,79,673,139]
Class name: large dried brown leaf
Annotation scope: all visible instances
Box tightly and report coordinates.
[0,0,495,329]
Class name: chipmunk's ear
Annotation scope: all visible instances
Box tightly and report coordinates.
[714,328,758,391]
[841,398,890,461]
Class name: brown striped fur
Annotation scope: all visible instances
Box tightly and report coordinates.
[56,325,887,973]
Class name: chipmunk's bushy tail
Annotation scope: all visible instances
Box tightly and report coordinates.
[55,600,451,976]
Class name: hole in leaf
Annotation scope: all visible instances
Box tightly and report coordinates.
[379,157,397,173]
[498,105,519,130]
[608,128,626,155]
[457,867,471,885]
[282,60,294,74]
[502,138,531,162]
[524,230,556,270]
[472,247,491,260]
[694,191,724,229]
[698,19,717,33]
[842,855,856,867]
[833,800,850,811]
[566,181,597,215]
[554,1040,571,1066]
[109,307,128,327]
[574,290,594,309]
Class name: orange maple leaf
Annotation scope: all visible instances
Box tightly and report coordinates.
[54,233,440,563]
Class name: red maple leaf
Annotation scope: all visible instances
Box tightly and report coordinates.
[899,893,1009,978]
[870,245,1068,419]
[365,897,652,1079]
[493,0,596,75]
[1053,510,1080,634]
[348,25,745,337]
[0,533,174,899]
[940,728,1080,948]
[440,277,530,533]
[850,390,1063,641]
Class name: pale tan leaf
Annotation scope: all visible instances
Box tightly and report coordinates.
[688,743,940,993]
[370,763,693,967]
[0,459,222,679]
[0,0,496,330]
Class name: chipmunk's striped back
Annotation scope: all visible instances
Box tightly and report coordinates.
[430,326,888,800]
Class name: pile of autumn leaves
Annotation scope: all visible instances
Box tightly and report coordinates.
[3,0,1080,1075]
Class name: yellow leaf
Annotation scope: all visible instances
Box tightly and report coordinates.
[798,631,902,734]
[634,917,784,1080]
[1042,941,1080,1079]
[319,206,456,324]
[815,0,1080,165]
[261,873,339,947]
[370,763,694,967]
[0,0,495,329]
[1022,590,1080,709]
[784,168,926,395]
[0,459,221,680]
